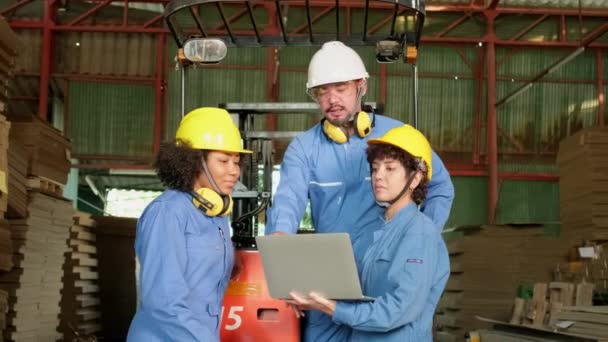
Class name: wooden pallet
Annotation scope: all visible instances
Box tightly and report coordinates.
[26,176,64,197]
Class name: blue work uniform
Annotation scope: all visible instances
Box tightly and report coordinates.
[127,190,235,342]
[265,115,454,342]
[333,203,450,341]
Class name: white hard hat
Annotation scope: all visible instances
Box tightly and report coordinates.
[306,41,369,90]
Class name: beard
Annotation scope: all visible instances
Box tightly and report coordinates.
[327,117,352,127]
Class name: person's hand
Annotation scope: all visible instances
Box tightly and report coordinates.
[230,252,242,280]
[271,231,288,236]
[289,291,337,316]
[285,299,306,318]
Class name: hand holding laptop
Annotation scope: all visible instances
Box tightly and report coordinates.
[287,291,337,318]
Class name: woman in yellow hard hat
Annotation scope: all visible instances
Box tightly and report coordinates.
[127,107,251,342]
[288,125,450,341]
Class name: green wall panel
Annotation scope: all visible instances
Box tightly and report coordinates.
[445,176,488,229]
[166,68,267,139]
[68,81,155,157]
[495,180,560,225]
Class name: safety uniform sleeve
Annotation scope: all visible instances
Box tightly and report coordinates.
[332,233,437,332]
[420,151,454,230]
[136,201,214,340]
[265,137,311,234]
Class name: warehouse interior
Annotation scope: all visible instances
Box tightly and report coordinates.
[1,0,608,341]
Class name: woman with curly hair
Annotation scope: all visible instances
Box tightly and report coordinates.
[127,107,251,342]
[289,125,450,341]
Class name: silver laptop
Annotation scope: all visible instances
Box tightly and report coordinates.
[255,233,374,301]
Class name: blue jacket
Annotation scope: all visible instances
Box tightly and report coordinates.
[127,190,235,342]
[333,203,450,341]
[265,115,454,341]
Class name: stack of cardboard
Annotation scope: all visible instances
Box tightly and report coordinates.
[558,128,608,242]
[0,289,7,337]
[0,116,9,215]
[0,17,18,219]
[0,220,12,272]
[1,192,73,342]
[60,212,101,341]
[434,225,570,342]
[6,139,27,218]
[9,116,71,190]
[0,219,11,341]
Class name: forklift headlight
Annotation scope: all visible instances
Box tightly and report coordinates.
[183,38,227,64]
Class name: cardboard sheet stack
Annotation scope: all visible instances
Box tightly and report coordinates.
[558,128,608,242]
[434,225,570,342]
[9,116,71,193]
[1,192,74,342]
[0,16,19,342]
[60,212,101,341]
[0,220,12,272]
[0,16,19,122]
[0,116,9,216]
[0,289,7,338]
[6,140,27,219]
[0,220,12,338]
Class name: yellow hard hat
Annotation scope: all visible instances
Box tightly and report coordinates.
[175,107,252,154]
[368,124,433,180]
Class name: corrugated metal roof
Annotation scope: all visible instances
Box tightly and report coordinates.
[12,29,41,73]
[500,0,608,8]
[56,32,157,76]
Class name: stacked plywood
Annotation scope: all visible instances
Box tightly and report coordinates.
[9,116,71,188]
[0,289,7,333]
[0,220,12,272]
[434,225,570,342]
[0,17,18,220]
[558,128,608,242]
[0,116,9,215]
[60,212,101,341]
[0,17,19,115]
[1,192,73,342]
[6,139,27,218]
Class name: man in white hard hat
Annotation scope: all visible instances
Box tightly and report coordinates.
[266,41,455,342]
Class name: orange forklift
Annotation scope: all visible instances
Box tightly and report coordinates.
[162,1,426,340]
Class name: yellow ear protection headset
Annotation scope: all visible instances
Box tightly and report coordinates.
[322,110,375,144]
[191,157,233,217]
[319,81,375,144]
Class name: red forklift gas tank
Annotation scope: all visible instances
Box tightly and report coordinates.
[220,250,299,342]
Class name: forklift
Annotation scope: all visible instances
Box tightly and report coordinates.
[162,0,426,340]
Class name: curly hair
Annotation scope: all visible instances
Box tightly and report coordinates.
[154,139,207,192]
[366,143,429,205]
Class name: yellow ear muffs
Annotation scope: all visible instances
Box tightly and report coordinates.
[322,111,374,144]
[191,188,233,217]
[353,111,372,138]
[322,119,348,144]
